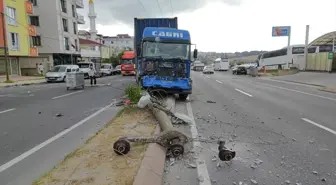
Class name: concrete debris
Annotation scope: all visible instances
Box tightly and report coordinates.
[232,182,237,185]
[175,176,180,180]
[312,171,318,175]
[239,182,243,185]
[212,157,217,161]
[211,179,217,184]
[309,140,315,144]
[169,158,175,166]
[216,162,221,168]
[321,178,326,182]
[254,159,263,165]
[55,113,63,117]
[198,175,204,182]
[188,163,197,168]
[173,112,192,124]
[251,179,258,184]
[295,183,302,185]
[206,100,216,103]
[250,164,257,169]
[137,94,151,108]
[285,180,290,184]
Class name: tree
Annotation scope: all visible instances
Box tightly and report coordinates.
[102,51,125,67]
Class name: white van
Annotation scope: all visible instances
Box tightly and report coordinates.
[100,64,114,76]
[45,65,79,83]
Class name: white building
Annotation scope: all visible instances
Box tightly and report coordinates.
[103,34,134,54]
[23,0,85,68]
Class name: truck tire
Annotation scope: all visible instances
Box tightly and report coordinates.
[178,94,188,100]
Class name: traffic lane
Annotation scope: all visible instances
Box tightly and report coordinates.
[205,72,336,132]
[0,77,133,165]
[0,75,126,112]
[191,74,336,185]
[213,71,336,100]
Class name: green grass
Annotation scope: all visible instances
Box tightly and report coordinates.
[125,84,142,104]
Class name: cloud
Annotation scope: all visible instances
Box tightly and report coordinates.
[84,0,242,26]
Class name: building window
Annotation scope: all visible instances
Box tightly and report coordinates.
[29,0,37,6]
[72,5,76,17]
[29,16,40,26]
[62,18,68,32]
[74,39,78,51]
[73,22,77,34]
[60,0,67,13]
[6,7,17,26]
[10,33,19,50]
[31,36,41,46]
[64,37,69,50]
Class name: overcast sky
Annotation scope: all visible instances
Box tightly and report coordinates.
[78,0,336,52]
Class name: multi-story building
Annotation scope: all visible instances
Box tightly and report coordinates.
[0,0,39,76]
[24,0,85,69]
[103,34,134,55]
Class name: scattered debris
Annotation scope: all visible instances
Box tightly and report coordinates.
[321,178,326,182]
[55,113,63,117]
[206,100,216,103]
[254,159,263,165]
[169,158,175,166]
[251,179,258,184]
[198,175,204,182]
[175,176,180,180]
[285,180,290,184]
[211,179,217,184]
[188,163,197,168]
[312,171,318,175]
[309,140,315,144]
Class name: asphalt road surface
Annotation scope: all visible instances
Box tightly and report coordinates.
[0,75,135,184]
[165,71,336,185]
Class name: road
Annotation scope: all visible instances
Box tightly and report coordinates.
[164,71,336,185]
[0,75,134,185]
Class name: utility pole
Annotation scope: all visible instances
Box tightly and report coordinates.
[1,12,9,81]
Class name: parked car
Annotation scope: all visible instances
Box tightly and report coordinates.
[232,66,247,75]
[115,65,121,74]
[45,65,79,83]
[100,64,114,76]
[203,66,214,74]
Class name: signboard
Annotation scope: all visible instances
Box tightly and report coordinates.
[328,52,333,59]
[272,26,291,37]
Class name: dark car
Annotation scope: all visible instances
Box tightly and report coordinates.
[232,66,247,75]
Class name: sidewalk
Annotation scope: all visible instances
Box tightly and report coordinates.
[269,72,336,92]
[0,75,46,88]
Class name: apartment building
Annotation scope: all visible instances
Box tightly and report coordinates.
[103,34,134,55]
[0,0,39,76]
[19,0,85,72]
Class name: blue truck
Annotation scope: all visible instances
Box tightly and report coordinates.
[134,17,197,100]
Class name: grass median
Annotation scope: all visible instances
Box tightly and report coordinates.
[32,106,157,185]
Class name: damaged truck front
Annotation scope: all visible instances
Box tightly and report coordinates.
[134,18,198,100]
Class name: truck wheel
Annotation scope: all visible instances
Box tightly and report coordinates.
[178,94,188,100]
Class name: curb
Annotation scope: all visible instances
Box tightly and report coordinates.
[133,126,166,185]
[133,97,176,185]
[269,78,326,87]
[318,87,336,94]
[0,81,46,88]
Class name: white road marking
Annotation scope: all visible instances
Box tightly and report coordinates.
[186,97,211,185]
[235,88,253,97]
[52,90,83,100]
[215,80,222,84]
[302,118,336,136]
[257,82,336,102]
[0,108,15,114]
[0,101,115,173]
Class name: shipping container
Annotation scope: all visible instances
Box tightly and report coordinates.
[133,17,178,57]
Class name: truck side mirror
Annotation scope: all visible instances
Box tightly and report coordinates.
[193,49,198,59]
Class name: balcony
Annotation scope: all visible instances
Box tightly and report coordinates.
[80,48,101,58]
[30,47,38,57]
[76,14,85,24]
[28,25,36,36]
[25,1,33,14]
[75,0,84,8]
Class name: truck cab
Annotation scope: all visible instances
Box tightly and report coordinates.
[120,51,136,76]
[137,27,197,100]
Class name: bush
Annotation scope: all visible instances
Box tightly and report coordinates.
[125,84,142,103]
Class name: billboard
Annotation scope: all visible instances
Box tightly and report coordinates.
[272,26,291,37]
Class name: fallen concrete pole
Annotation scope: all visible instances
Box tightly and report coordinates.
[113,96,189,157]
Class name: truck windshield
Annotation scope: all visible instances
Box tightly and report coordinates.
[143,42,190,60]
[121,59,134,64]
